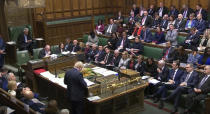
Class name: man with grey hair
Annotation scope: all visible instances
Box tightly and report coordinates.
[17,28,33,55]
[64,61,88,114]
[59,109,69,114]
[156,60,169,82]
[161,63,199,113]
[174,14,186,32]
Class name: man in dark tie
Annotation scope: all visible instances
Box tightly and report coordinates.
[151,61,184,110]
[70,40,81,52]
[141,10,152,27]
[195,14,206,34]
[64,38,72,51]
[17,28,33,55]
[174,14,186,32]
[94,45,105,63]
[168,5,179,18]
[116,31,130,52]
[195,4,207,20]
[160,14,169,29]
[140,25,153,43]
[148,4,155,17]
[181,28,200,49]
[99,47,113,65]
[157,2,168,18]
[183,65,210,114]
[181,4,194,19]
[162,64,199,114]
[162,42,176,63]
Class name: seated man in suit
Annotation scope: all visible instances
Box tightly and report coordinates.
[64,38,72,51]
[195,14,206,34]
[183,65,210,114]
[157,2,168,18]
[111,50,121,67]
[116,31,130,52]
[181,28,200,49]
[95,45,105,63]
[84,43,91,62]
[151,61,184,110]
[105,18,118,36]
[162,42,176,63]
[87,44,98,62]
[39,44,51,59]
[195,4,207,20]
[141,10,153,27]
[160,14,169,30]
[148,4,155,17]
[174,14,186,32]
[99,47,113,66]
[130,37,144,56]
[70,40,81,52]
[162,63,199,114]
[168,5,179,18]
[17,28,33,55]
[181,4,194,19]
[165,24,178,46]
[140,25,153,43]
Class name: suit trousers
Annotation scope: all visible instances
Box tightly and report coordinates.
[155,84,177,98]
[70,100,85,114]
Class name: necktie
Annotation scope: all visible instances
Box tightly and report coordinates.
[24,35,27,43]
[183,10,187,18]
[142,16,146,25]
[104,53,109,63]
[72,46,76,52]
[198,76,209,88]
[159,8,163,17]
[184,73,191,82]
[172,70,177,80]
[144,31,147,40]
[202,38,208,46]
[164,48,170,59]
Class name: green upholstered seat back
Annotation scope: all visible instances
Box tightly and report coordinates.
[177,35,186,44]
[98,37,108,46]
[33,48,43,60]
[83,34,89,44]
[51,45,59,54]
[94,15,105,26]
[8,25,32,42]
[143,46,163,60]
[16,50,30,66]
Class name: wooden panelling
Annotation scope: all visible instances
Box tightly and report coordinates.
[164,0,171,9]
[171,0,179,9]
[189,0,199,9]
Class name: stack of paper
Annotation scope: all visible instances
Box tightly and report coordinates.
[61,51,70,55]
[148,79,160,85]
[84,78,95,86]
[92,67,118,77]
[87,96,101,101]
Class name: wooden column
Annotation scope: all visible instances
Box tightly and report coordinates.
[0,0,9,41]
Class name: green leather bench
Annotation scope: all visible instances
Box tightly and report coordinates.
[94,15,105,26]
[143,46,163,60]
[16,50,30,67]
[81,34,108,46]
[33,48,43,60]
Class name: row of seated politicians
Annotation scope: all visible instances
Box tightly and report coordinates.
[0,69,70,114]
[95,3,210,38]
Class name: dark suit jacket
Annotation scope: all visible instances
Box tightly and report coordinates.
[112,55,121,67]
[133,8,139,16]
[153,32,166,44]
[157,7,168,17]
[196,75,210,94]
[21,98,45,113]
[38,49,47,59]
[168,69,184,86]
[152,18,162,27]
[126,60,137,70]
[64,68,88,101]
[180,71,199,88]
[145,63,158,77]
[140,29,153,43]
[156,66,170,82]
[160,19,168,29]
[181,8,194,19]
[195,9,208,20]
[183,33,200,48]
[116,38,130,50]
[96,50,105,62]
[88,49,98,61]
[17,33,32,50]
[0,38,5,67]
[162,47,176,63]
[148,8,156,17]
[102,52,113,65]
[141,15,153,27]
[131,42,144,55]
[64,43,72,51]
[168,9,179,18]
[195,19,207,34]
[174,19,186,32]
[135,61,145,76]
[70,44,81,52]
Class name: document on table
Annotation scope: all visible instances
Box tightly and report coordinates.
[61,51,70,55]
[142,76,150,80]
[40,71,55,80]
[128,35,135,40]
[148,79,160,85]
[87,96,101,101]
[84,78,95,86]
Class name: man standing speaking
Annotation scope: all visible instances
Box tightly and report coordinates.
[64,61,88,114]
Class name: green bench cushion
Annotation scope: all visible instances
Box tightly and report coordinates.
[94,15,105,25]
[16,50,30,66]
[33,48,43,60]
[177,35,186,44]
[98,37,108,46]
[143,46,163,60]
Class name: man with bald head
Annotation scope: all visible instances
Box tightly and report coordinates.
[39,44,51,59]
[183,65,210,114]
[174,14,186,32]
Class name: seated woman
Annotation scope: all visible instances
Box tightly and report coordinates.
[166,15,175,30]
[145,57,157,77]
[126,54,137,70]
[55,42,65,54]
[198,47,210,67]
[174,46,188,64]
[106,33,118,50]
[86,31,99,46]
[118,51,130,70]
[95,19,104,34]
[130,37,144,56]
[199,29,210,51]
[184,13,197,32]
[187,48,201,68]
[134,55,145,76]
[152,26,166,44]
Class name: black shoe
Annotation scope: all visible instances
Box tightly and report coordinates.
[153,98,160,103]
[171,108,178,114]
[158,100,164,109]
